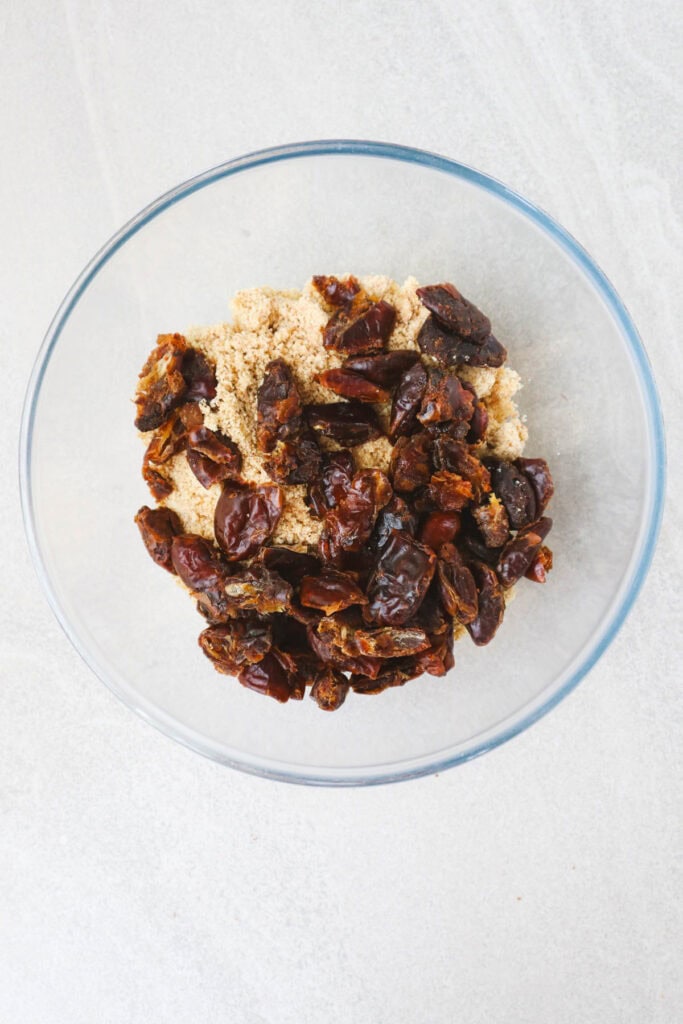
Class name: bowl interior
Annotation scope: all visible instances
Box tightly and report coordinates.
[23,146,661,783]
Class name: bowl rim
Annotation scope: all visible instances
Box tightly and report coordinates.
[19,139,666,786]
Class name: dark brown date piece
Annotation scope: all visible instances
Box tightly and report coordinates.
[515,457,555,514]
[300,570,368,614]
[417,316,507,368]
[343,350,420,386]
[310,667,350,711]
[437,544,478,625]
[371,496,418,552]
[315,368,390,404]
[319,469,392,564]
[472,494,510,548]
[170,534,230,620]
[238,653,293,703]
[416,283,491,342]
[323,300,396,355]
[306,402,382,447]
[181,348,217,403]
[312,274,361,308]
[485,458,537,529]
[214,481,284,561]
[260,547,321,585]
[433,438,491,500]
[365,530,436,626]
[461,382,489,443]
[256,359,303,453]
[390,433,433,493]
[306,449,355,518]
[306,625,382,679]
[417,368,475,426]
[264,435,322,485]
[317,617,430,659]
[222,564,293,615]
[389,361,428,439]
[186,450,235,489]
[198,620,272,675]
[466,562,506,646]
[427,471,474,511]
[525,545,553,583]
[496,516,553,589]
[187,426,241,468]
[134,333,188,431]
[418,511,461,551]
[134,505,183,573]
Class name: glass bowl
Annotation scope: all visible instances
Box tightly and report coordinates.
[20,141,665,786]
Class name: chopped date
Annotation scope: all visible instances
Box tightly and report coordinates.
[525,544,553,583]
[323,299,396,355]
[350,667,411,695]
[214,481,284,561]
[433,438,491,500]
[310,667,350,711]
[417,316,507,368]
[142,464,174,500]
[260,546,321,585]
[171,534,227,592]
[461,383,489,443]
[256,359,303,452]
[437,544,478,625]
[390,432,433,493]
[416,283,491,342]
[181,348,217,403]
[264,435,322,485]
[496,516,553,588]
[238,653,293,703]
[343,350,420,386]
[472,494,510,548]
[365,530,436,626]
[134,505,183,573]
[144,409,188,466]
[306,402,383,447]
[306,624,382,679]
[458,529,502,567]
[306,449,355,518]
[315,368,390,404]
[427,471,474,511]
[418,510,461,551]
[389,361,428,439]
[466,562,505,646]
[319,469,392,564]
[312,274,361,308]
[187,426,241,468]
[417,368,475,426]
[198,620,272,675]
[515,457,555,514]
[222,564,293,614]
[485,457,537,529]
[134,333,188,432]
[300,570,368,614]
[186,449,237,489]
[370,495,418,552]
[317,617,430,659]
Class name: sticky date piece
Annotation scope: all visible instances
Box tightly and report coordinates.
[437,544,478,625]
[319,469,392,564]
[310,667,350,711]
[181,348,217,403]
[134,505,182,573]
[214,481,284,561]
[306,449,355,518]
[365,530,436,626]
[389,361,428,439]
[343,350,420,386]
[256,359,303,452]
[417,367,475,426]
[472,494,510,548]
[323,300,396,355]
[416,283,491,342]
[300,570,368,614]
[238,653,293,703]
[306,402,382,447]
[466,562,506,646]
[134,333,188,431]
[390,432,433,493]
[515,457,555,514]
[417,316,507,368]
[485,458,537,529]
[418,511,461,551]
[315,368,390,404]
[371,496,418,552]
[525,545,553,583]
[198,620,272,675]
[496,516,553,588]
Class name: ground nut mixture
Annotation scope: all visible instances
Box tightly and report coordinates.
[159,277,528,545]
[134,275,553,711]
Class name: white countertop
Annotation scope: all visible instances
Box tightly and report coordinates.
[1,2,681,1020]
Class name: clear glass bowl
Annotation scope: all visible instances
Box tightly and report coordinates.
[20,141,665,786]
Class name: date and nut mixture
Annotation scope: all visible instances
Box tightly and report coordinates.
[134,275,555,711]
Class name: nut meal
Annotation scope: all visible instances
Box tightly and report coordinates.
[133,275,554,711]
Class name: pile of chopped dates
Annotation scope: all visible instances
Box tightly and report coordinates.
[134,277,554,711]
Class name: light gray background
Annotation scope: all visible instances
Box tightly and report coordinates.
[1,2,681,1021]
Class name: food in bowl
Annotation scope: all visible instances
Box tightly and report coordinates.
[133,275,554,710]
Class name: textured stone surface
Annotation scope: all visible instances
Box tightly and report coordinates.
[0,2,681,1021]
